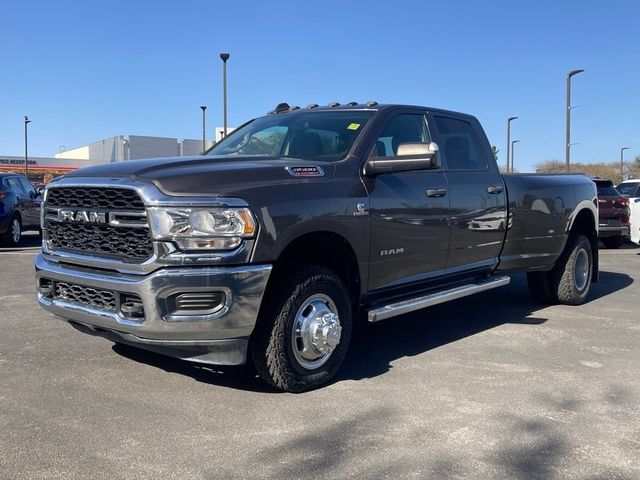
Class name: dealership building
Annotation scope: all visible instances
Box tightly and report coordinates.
[1,130,233,182]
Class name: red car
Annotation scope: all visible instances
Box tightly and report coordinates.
[594,178,629,248]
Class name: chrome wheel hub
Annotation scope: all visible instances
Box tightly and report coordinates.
[11,219,20,244]
[292,294,342,370]
[574,248,589,291]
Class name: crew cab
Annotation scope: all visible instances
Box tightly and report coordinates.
[35,103,599,392]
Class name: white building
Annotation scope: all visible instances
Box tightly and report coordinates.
[55,135,217,163]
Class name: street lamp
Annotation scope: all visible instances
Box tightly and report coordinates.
[565,69,585,172]
[511,140,520,173]
[200,105,207,152]
[506,117,518,173]
[220,52,230,137]
[620,146,630,178]
[24,116,31,178]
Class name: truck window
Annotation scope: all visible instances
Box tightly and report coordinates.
[434,116,487,170]
[209,110,374,162]
[374,114,430,157]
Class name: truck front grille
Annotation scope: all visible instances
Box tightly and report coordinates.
[46,187,145,210]
[44,187,153,262]
[55,281,116,311]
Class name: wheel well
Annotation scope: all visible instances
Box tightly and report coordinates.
[269,232,361,307]
[570,208,598,281]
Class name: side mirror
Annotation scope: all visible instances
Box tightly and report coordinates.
[365,142,439,176]
[30,190,37,199]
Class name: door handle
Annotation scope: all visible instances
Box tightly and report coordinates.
[487,185,504,194]
[426,188,448,198]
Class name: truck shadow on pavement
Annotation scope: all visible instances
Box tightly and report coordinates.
[339,271,632,383]
[111,271,632,392]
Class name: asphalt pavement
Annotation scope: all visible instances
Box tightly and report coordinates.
[1,233,639,479]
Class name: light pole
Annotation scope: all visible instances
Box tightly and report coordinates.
[511,140,520,173]
[200,105,207,152]
[219,52,230,137]
[506,116,518,173]
[620,146,630,178]
[24,116,31,178]
[565,69,584,171]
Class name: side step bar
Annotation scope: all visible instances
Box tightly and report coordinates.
[367,275,510,322]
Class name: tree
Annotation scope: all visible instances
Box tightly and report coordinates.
[535,160,624,184]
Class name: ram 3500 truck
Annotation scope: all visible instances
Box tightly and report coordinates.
[36,103,599,392]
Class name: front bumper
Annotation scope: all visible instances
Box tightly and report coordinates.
[35,253,272,365]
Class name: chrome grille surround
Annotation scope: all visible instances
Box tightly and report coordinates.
[44,186,153,262]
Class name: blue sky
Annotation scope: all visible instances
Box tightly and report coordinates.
[1,0,638,172]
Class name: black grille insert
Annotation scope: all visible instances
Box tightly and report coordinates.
[47,187,145,210]
[47,222,153,260]
[45,187,152,261]
[55,282,116,311]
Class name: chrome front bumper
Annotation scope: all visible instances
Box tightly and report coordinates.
[35,253,272,365]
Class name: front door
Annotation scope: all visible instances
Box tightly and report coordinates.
[365,111,450,291]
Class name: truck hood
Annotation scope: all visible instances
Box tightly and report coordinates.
[64,155,334,196]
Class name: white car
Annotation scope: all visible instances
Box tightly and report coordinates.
[616,179,640,245]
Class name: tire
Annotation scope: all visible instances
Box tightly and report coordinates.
[601,236,623,249]
[251,265,352,393]
[0,215,22,247]
[527,233,593,305]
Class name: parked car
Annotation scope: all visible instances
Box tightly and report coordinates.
[35,102,599,392]
[592,178,630,248]
[0,174,42,246]
[616,178,640,245]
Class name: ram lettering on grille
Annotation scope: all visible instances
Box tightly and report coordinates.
[45,187,153,262]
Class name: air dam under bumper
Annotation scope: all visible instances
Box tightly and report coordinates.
[35,253,272,365]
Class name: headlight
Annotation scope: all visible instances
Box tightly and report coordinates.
[148,207,256,251]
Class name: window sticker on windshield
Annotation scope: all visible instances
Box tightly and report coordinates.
[347,123,361,130]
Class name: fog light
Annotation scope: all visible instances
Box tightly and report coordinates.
[167,292,226,316]
[38,278,54,298]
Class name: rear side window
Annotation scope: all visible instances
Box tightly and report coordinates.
[616,182,640,197]
[596,185,619,196]
[4,177,24,193]
[434,116,487,170]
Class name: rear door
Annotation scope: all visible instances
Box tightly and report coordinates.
[431,115,507,275]
[365,110,450,291]
[17,177,40,228]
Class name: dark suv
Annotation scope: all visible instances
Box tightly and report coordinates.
[0,174,42,246]
[593,178,629,248]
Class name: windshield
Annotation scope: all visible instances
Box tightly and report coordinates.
[207,110,375,162]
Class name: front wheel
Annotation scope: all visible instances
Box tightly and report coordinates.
[251,266,352,392]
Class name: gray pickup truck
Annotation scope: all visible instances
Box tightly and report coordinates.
[36,102,599,392]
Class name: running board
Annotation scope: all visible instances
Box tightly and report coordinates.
[367,275,511,322]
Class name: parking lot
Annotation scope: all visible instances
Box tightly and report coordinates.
[0,234,638,480]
